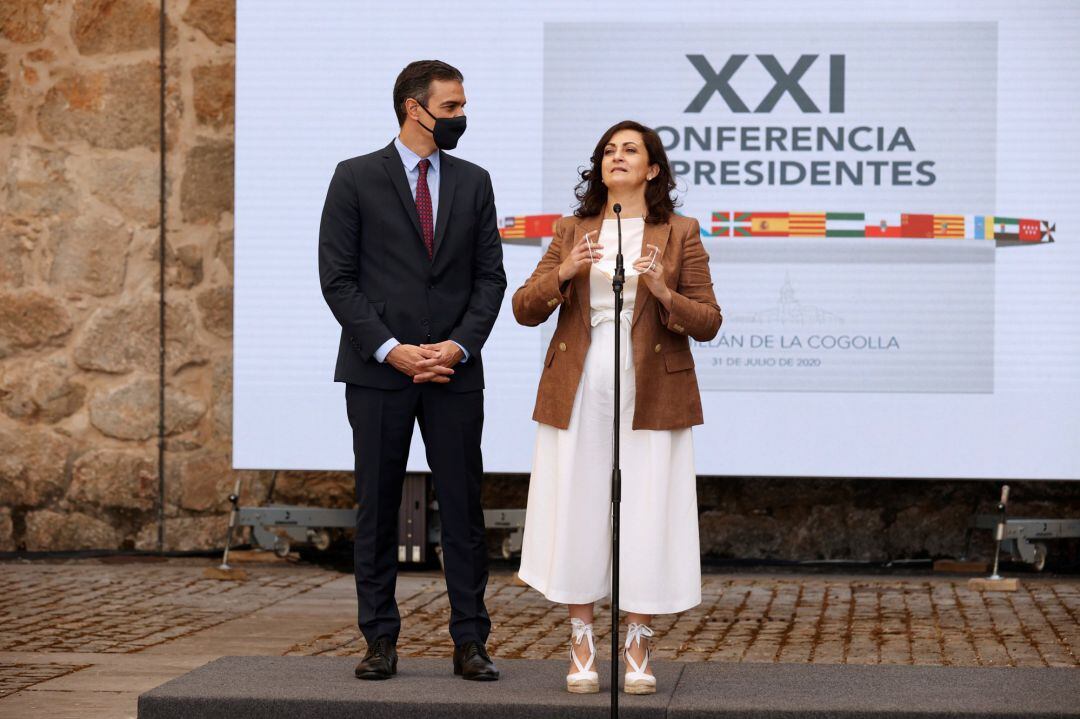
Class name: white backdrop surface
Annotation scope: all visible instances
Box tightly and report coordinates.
[234,0,1080,479]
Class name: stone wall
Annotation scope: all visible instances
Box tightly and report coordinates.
[1,1,1078,560]
[0,0,248,552]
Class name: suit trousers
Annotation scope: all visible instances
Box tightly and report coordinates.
[345,381,490,648]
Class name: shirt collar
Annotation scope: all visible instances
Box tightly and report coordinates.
[394,136,440,174]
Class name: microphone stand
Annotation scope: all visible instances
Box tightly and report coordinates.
[609,202,624,718]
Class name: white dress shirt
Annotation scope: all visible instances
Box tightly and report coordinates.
[373,137,469,364]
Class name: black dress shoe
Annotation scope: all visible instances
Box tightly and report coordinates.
[453,641,499,681]
[354,636,397,680]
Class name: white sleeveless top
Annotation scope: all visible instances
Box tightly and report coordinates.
[589,217,646,314]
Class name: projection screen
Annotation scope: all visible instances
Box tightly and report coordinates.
[233,0,1080,479]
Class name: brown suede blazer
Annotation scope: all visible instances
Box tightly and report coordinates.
[512,213,722,431]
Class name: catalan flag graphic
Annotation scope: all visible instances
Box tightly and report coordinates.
[933,215,965,238]
[788,213,827,237]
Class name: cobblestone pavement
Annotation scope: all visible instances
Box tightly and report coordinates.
[0,560,1077,717]
[0,662,90,698]
[0,562,339,654]
[286,573,1080,668]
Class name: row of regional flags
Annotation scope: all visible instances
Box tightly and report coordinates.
[708,212,1054,244]
[497,212,1055,246]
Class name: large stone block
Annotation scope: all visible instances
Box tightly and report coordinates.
[0,508,13,551]
[195,285,231,338]
[214,230,233,274]
[0,289,72,358]
[48,216,132,296]
[0,1,50,44]
[210,357,230,436]
[192,61,233,128]
[0,359,86,423]
[173,448,232,512]
[24,509,120,550]
[180,139,233,223]
[4,145,76,218]
[38,62,160,150]
[83,155,160,226]
[68,448,157,511]
[780,504,888,561]
[88,377,205,440]
[0,224,27,287]
[164,242,203,289]
[73,298,208,374]
[0,52,16,135]
[182,0,234,45]
[886,503,972,559]
[136,513,227,551]
[271,471,357,510]
[699,511,783,559]
[845,506,890,562]
[0,426,71,508]
[72,0,167,56]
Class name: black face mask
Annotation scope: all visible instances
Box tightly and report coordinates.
[417,102,467,151]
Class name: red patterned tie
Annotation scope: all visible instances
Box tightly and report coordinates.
[416,158,434,259]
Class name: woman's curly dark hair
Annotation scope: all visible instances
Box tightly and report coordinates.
[573,120,679,223]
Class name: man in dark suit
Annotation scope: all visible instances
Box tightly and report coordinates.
[318,60,506,681]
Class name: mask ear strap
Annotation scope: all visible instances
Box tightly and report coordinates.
[413,99,436,134]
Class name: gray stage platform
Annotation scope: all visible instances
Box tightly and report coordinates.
[138,656,1080,718]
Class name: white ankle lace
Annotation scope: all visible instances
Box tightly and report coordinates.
[569,617,596,674]
[623,622,654,676]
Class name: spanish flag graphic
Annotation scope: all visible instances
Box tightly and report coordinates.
[750,212,790,236]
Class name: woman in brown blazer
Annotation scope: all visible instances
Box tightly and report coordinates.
[512,120,722,694]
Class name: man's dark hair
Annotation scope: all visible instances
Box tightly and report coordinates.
[393,60,464,127]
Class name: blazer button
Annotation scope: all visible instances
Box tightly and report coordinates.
[558,342,567,351]
[653,343,662,353]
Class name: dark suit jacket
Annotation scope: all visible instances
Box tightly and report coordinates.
[319,140,507,392]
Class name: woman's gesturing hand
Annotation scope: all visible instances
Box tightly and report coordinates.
[632,243,672,307]
[557,231,603,282]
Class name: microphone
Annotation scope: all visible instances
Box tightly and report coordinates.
[613,204,624,284]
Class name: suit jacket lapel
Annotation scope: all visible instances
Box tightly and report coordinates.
[432,152,455,261]
[632,220,672,328]
[380,141,424,245]
[572,216,603,332]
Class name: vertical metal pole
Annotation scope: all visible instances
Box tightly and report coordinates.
[610,206,624,719]
[156,0,168,553]
[989,484,1009,580]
